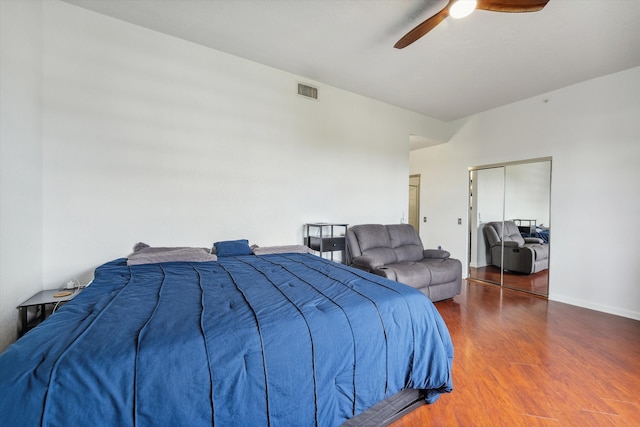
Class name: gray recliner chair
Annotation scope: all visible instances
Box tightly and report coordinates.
[345,224,462,302]
[484,221,549,274]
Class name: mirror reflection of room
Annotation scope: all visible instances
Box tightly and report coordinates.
[468,159,551,296]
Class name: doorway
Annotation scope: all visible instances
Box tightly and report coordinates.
[409,175,420,232]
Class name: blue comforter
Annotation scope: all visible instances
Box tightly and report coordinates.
[0,253,453,426]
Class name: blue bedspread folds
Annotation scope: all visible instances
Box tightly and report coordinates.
[0,253,453,426]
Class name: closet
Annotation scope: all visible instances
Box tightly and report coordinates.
[468,158,551,296]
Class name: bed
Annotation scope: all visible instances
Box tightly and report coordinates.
[0,246,453,426]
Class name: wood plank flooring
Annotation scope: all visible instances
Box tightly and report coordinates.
[469,266,549,296]
[390,280,640,426]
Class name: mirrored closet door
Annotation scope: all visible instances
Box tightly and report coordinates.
[468,158,551,296]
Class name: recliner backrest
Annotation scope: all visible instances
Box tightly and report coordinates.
[347,224,425,266]
[486,221,525,247]
[347,224,397,265]
[387,224,424,262]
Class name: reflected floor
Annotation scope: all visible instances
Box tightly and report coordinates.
[469,265,548,296]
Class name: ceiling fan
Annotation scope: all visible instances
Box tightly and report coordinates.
[394,0,550,49]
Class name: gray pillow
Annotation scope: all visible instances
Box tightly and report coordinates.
[252,245,311,255]
[127,243,217,265]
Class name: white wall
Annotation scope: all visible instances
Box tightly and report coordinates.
[41,1,448,284]
[0,1,44,351]
[505,161,551,226]
[0,0,452,351]
[411,66,640,321]
[469,167,505,268]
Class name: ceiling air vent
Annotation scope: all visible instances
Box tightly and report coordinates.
[297,83,318,100]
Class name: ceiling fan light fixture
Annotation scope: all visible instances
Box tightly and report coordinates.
[449,0,477,19]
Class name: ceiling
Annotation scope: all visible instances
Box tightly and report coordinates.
[63,0,640,122]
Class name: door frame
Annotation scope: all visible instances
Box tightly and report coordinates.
[409,174,421,233]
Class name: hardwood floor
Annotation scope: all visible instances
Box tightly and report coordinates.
[390,280,640,426]
[469,266,549,296]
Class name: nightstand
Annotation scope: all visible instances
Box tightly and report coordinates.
[305,223,348,263]
[17,288,82,337]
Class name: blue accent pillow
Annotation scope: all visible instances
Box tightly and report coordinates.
[214,239,252,257]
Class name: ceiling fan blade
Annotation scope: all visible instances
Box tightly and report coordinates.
[394,0,549,49]
[477,0,550,13]
[394,1,454,49]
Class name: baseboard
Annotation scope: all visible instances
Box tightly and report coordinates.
[548,294,640,321]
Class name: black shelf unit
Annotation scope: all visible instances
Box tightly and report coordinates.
[304,223,348,263]
[513,219,536,236]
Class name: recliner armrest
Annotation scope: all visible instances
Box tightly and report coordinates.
[351,255,383,270]
[524,237,544,244]
[503,241,520,248]
[423,249,450,259]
